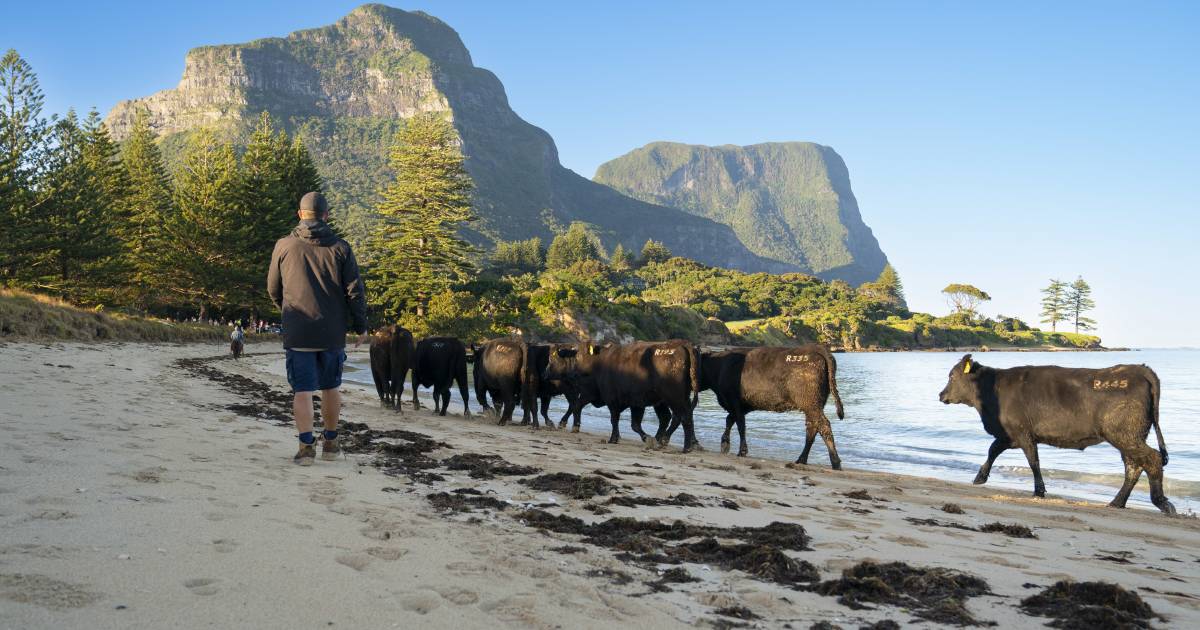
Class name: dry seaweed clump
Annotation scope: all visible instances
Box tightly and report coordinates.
[942,503,966,514]
[521,472,615,499]
[1020,581,1160,629]
[811,560,993,626]
[606,493,703,508]
[513,508,817,589]
[441,453,540,479]
[339,421,450,483]
[647,566,699,592]
[979,522,1037,539]
[426,491,509,513]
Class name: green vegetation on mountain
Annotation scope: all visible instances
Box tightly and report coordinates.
[103,4,793,273]
[594,141,889,285]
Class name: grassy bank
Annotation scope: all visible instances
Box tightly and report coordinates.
[0,289,227,343]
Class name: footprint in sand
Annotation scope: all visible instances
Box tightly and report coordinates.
[479,593,538,622]
[365,547,407,561]
[335,553,372,571]
[0,573,102,610]
[398,590,443,614]
[183,578,221,596]
[433,585,479,605]
[212,539,239,553]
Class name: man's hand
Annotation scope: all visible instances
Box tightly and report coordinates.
[353,333,370,349]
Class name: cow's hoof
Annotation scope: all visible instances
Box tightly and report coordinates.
[529,425,540,431]
[558,421,568,429]
[642,435,657,447]
[497,419,508,426]
[720,441,730,455]
[1158,501,1177,516]
[543,423,556,431]
[607,438,619,445]
[519,419,532,426]
[463,412,472,419]
[972,475,988,485]
[690,443,706,453]
[737,449,748,457]
[1033,491,1046,499]
[569,426,579,433]
[1106,500,1126,509]
[831,463,843,471]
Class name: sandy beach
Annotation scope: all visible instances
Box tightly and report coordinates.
[2,341,1198,629]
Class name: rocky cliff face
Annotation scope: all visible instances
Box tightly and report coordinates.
[105,4,793,273]
[594,142,889,284]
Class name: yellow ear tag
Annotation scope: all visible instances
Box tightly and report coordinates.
[963,362,972,374]
[588,345,598,355]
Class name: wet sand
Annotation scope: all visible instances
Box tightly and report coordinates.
[1,341,1198,629]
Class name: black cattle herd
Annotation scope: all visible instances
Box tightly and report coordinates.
[364,325,1177,515]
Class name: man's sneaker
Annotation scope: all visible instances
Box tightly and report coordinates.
[293,442,316,466]
[321,436,340,461]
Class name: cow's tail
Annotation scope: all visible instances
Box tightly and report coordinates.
[521,342,536,411]
[1146,366,1168,466]
[688,342,700,408]
[816,344,845,420]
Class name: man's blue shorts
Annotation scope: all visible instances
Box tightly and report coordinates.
[285,349,346,393]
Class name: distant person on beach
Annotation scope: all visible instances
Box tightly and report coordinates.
[267,191,369,466]
[230,323,245,359]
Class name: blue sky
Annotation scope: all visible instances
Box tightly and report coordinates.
[5,1,1197,347]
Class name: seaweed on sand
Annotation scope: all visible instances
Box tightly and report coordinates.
[1020,581,1160,630]
[810,560,994,626]
[606,493,703,508]
[426,491,509,513]
[979,522,1037,539]
[521,472,615,499]
[339,421,449,484]
[513,508,817,589]
[441,453,540,479]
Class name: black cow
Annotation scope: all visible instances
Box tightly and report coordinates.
[939,354,1174,514]
[544,340,702,451]
[369,325,414,411]
[473,339,542,427]
[693,345,845,468]
[528,344,582,431]
[411,337,472,417]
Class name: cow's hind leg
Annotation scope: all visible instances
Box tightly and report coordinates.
[607,407,624,444]
[974,438,1009,484]
[1019,442,1046,497]
[735,410,749,457]
[1113,443,1175,515]
[1109,453,1142,509]
[629,407,653,446]
[810,410,841,470]
[797,419,818,465]
[720,413,735,454]
[411,378,422,410]
[540,395,556,430]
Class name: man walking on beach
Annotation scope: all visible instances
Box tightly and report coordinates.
[268,191,369,465]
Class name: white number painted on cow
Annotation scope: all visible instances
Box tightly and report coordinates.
[654,348,676,356]
[785,355,810,363]
[432,342,444,348]
[1093,379,1129,390]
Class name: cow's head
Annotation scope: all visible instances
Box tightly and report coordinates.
[938,354,981,406]
[543,343,602,382]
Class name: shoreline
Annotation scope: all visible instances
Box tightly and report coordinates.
[2,341,1198,629]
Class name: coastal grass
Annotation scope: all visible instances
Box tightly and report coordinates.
[0,289,226,343]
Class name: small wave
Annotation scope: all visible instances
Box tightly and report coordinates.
[993,465,1200,499]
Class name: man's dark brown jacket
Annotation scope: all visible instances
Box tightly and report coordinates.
[267,220,367,349]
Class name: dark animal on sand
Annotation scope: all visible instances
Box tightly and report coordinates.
[412,337,472,417]
[473,339,541,427]
[369,325,414,411]
[543,340,702,451]
[939,354,1174,514]
[687,345,844,468]
[528,344,585,431]
[230,339,244,359]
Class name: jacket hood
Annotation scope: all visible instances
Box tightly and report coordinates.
[291,220,339,246]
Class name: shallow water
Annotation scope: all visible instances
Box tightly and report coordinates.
[344,349,1200,513]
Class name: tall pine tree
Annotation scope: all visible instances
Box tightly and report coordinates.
[1039,278,1068,332]
[366,113,476,317]
[28,110,123,303]
[1066,276,1097,333]
[0,49,52,281]
[159,129,247,317]
[120,108,174,307]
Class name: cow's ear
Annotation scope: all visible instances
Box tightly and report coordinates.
[962,353,974,374]
[588,344,599,355]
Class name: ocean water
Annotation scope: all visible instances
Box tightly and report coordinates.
[343,349,1200,513]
